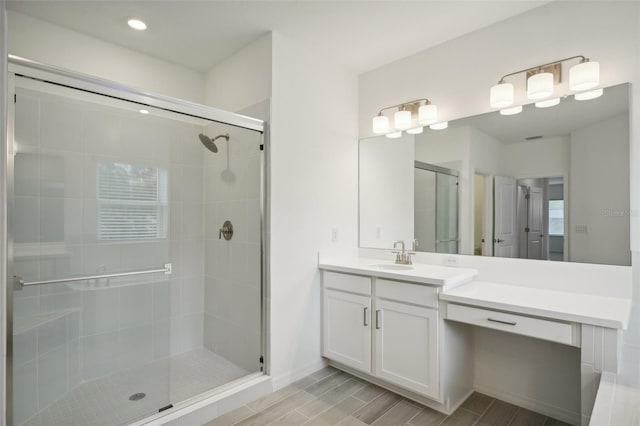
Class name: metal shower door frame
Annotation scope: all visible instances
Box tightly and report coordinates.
[4,55,270,426]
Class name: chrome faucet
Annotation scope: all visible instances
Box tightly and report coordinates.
[392,240,414,265]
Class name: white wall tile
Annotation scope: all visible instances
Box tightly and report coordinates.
[182,166,204,203]
[170,203,183,241]
[153,319,171,360]
[15,93,40,148]
[230,242,248,285]
[82,243,121,274]
[82,109,122,156]
[81,288,120,336]
[153,281,170,320]
[14,152,40,196]
[182,203,204,241]
[40,98,83,152]
[181,240,204,278]
[13,360,38,425]
[39,292,81,313]
[37,345,69,408]
[14,196,40,243]
[181,313,204,352]
[13,328,37,368]
[37,316,67,356]
[247,198,261,244]
[81,331,119,381]
[68,338,81,389]
[39,197,65,243]
[246,243,261,289]
[181,277,204,315]
[119,325,154,371]
[118,284,154,329]
[40,150,84,198]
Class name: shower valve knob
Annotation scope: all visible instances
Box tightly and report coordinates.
[219,220,234,240]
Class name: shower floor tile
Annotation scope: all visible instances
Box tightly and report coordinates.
[22,348,250,426]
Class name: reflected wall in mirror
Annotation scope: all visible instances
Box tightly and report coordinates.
[359,83,630,266]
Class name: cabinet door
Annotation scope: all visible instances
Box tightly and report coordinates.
[374,299,439,398]
[323,289,371,373]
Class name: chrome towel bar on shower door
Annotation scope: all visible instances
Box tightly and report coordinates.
[14,263,173,289]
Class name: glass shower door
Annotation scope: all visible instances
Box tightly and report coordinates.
[10,77,172,426]
[435,173,459,254]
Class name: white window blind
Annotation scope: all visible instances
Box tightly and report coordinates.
[97,161,168,240]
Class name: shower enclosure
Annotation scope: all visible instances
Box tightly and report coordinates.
[5,58,266,426]
[413,161,459,254]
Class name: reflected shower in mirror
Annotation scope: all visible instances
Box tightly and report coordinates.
[359,83,630,266]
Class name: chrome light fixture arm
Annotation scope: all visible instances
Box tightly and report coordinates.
[495,55,589,84]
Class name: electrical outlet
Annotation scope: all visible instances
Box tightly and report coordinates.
[331,227,339,243]
[443,256,459,267]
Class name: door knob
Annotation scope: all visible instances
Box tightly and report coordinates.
[494,238,504,243]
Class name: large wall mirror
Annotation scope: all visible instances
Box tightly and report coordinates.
[359,83,630,266]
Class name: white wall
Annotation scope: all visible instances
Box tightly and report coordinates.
[359,134,414,249]
[503,136,569,180]
[205,34,272,113]
[7,12,205,103]
[269,32,358,387]
[570,114,630,266]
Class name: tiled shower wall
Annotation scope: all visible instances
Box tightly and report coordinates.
[11,82,207,424]
[202,101,265,372]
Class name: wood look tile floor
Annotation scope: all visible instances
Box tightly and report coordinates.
[203,367,573,426]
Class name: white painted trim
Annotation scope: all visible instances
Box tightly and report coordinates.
[271,359,328,391]
[473,383,581,425]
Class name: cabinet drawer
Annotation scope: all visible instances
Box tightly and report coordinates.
[446,303,577,346]
[376,279,438,308]
[323,271,371,296]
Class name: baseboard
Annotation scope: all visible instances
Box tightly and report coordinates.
[473,383,581,426]
[271,359,328,391]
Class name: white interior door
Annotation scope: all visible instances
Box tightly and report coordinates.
[527,187,544,259]
[493,176,517,258]
[323,289,371,373]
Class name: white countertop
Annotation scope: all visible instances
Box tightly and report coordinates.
[440,281,632,329]
[318,257,478,286]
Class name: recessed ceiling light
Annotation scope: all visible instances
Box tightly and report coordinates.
[127,19,147,31]
[139,109,149,114]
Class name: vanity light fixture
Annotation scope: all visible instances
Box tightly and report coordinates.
[535,98,560,108]
[372,98,437,136]
[499,105,522,116]
[127,18,147,31]
[430,121,448,130]
[386,131,402,139]
[574,88,603,101]
[490,55,600,110]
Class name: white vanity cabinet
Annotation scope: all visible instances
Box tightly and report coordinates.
[322,271,441,401]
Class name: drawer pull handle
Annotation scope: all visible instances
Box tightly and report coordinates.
[364,307,368,326]
[376,310,382,329]
[488,317,517,326]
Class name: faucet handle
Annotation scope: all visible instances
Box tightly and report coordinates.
[391,251,402,264]
[406,252,416,265]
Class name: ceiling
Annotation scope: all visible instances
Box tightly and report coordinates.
[6,0,548,74]
[453,83,629,143]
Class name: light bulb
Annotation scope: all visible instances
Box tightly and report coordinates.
[394,110,412,130]
[430,122,448,130]
[574,88,603,101]
[500,106,522,116]
[372,115,389,134]
[139,109,150,114]
[386,131,402,139]
[490,83,514,108]
[570,61,599,91]
[127,19,147,31]
[418,104,438,125]
[527,72,554,100]
[406,127,423,135]
[535,98,560,108]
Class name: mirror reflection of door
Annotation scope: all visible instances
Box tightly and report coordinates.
[493,176,517,257]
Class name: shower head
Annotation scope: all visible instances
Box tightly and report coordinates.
[198,133,230,153]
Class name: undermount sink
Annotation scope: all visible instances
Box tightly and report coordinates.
[368,264,414,271]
